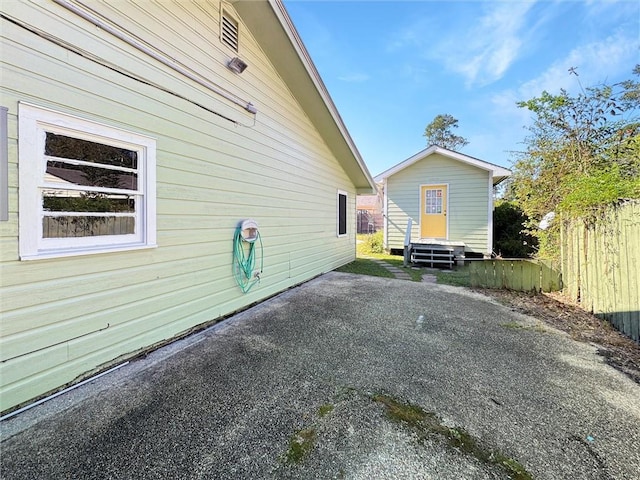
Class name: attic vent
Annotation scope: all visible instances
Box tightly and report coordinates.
[221,12,239,51]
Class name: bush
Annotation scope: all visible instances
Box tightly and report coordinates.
[493,201,537,258]
[363,231,384,254]
[558,164,640,220]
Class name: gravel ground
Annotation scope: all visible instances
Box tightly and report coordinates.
[1,273,639,479]
[479,288,640,384]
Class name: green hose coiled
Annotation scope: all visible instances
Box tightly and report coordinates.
[233,227,263,293]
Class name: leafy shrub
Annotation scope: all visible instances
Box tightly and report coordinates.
[508,65,640,264]
[493,201,537,258]
[362,231,384,254]
[558,164,640,220]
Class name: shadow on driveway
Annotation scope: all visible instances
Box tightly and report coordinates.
[2,272,639,479]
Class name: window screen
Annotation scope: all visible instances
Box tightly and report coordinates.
[338,191,347,236]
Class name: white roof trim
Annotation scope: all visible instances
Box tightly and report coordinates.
[374,145,511,184]
[267,0,376,192]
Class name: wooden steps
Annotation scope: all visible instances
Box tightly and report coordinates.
[410,244,454,268]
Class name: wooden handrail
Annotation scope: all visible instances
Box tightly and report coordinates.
[403,218,412,266]
[404,218,412,247]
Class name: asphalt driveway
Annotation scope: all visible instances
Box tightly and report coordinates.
[1,272,639,479]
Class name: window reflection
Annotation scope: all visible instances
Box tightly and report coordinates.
[45,133,137,169]
[425,189,443,214]
[43,215,135,238]
[43,191,135,213]
[46,161,137,190]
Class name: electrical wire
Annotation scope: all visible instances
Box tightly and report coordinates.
[233,227,263,293]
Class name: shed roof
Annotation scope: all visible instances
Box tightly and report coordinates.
[233,0,375,194]
[374,145,511,186]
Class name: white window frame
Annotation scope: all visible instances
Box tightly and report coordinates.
[18,103,156,260]
[337,190,348,237]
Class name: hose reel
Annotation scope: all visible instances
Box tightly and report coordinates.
[233,219,263,293]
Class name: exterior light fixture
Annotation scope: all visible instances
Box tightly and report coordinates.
[227,57,248,74]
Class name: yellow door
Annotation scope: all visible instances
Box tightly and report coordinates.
[420,185,447,239]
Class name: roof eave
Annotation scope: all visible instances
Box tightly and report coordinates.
[233,0,376,193]
[374,145,511,182]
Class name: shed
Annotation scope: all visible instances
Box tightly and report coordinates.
[375,146,511,266]
[0,0,374,413]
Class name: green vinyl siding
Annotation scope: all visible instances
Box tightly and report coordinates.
[0,1,358,411]
[385,154,490,252]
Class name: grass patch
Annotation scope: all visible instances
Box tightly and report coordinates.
[285,428,316,464]
[359,251,404,262]
[318,403,334,417]
[372,394,532,480]
[501,321,524,329]
[435,267,471,287]
[500,322,525,330]
[353,238,471,283]
[335,259,394,278]
[356,248,426,282]
[405,268,425,282]
[337,257,424,282]
[380,257,424,282]
[374,394,428,425]
[501,321,547,333]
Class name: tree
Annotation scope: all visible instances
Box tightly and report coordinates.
[423,114,469,150]
[493,200,537,258]
[510,65,640,262]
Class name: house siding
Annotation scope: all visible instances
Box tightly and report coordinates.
[0,1,357,411]
[385,154,489,253]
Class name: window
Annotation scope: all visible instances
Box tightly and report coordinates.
[221,11,239,52]
[425,188,443,214]
[18,103,156,260]
[337,190,347,237]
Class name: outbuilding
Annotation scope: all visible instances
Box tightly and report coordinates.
[375,146,511,266]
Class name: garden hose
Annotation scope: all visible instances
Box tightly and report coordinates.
[233,227,263,293]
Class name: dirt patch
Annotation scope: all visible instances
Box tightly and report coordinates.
[478,289,640,384]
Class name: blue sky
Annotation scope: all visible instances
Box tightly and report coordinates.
[283,0,640,176]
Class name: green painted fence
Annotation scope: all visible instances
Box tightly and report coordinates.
[470,260,562,293]
[560,200,640,342]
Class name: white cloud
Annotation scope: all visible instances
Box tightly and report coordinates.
[487,28,639,162]
[491,89,531,124]
[436,1,537,87]
[337,73,370,83]
[518,30,638,100]
[584,0,639,19]
[385,16,433,53]
[384,3,535,87]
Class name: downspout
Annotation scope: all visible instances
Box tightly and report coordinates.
[0,106,7,221]
[487,172,494,257]
[403,217,413,267]
[382,179,388,250]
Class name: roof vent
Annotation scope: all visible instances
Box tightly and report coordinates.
[221,12,239,52]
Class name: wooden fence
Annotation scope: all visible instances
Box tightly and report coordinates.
[469,260,562,293]
[560,200,639,342]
